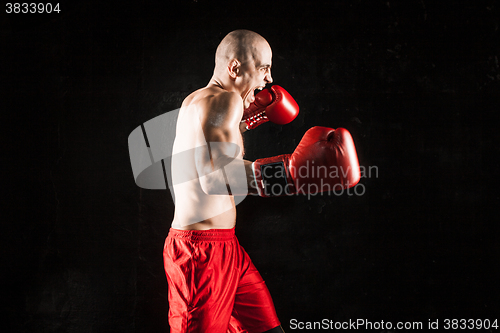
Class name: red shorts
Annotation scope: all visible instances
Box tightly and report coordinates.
[163,228,280,333]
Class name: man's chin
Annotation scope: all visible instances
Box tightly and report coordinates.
[243,98,252,109]
[245,95,255,109]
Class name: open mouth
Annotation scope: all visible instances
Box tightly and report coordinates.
[252,86,265,100]
[254,86,265,94]
[244,86,266,109]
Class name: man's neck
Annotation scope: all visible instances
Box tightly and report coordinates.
[208,77,239,95]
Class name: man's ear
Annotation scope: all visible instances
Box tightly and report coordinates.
[227,59,240,80]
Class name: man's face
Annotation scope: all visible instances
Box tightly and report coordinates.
[239,42,273,108]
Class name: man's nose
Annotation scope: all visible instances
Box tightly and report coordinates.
[265,70,273,84]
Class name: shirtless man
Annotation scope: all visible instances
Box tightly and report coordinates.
[164,29,360,332]
[165,30,287,333]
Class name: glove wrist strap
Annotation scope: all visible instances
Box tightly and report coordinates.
[253,155,296,197]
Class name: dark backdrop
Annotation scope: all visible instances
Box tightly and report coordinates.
[2,0,499,332]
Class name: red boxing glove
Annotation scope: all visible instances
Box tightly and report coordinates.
[242,85,299,130]
[252,127,360,197]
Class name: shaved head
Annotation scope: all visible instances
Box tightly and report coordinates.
[214,30,270,73]
[210,30,273,106]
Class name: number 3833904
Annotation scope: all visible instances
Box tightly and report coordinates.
[6,3,60,13]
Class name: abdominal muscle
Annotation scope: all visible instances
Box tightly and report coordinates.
[172,182,237,230]
[170,89,240,230]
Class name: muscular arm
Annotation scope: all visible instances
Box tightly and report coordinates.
[195,92,257,195]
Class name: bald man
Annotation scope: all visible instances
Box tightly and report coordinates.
[164,30,284,332]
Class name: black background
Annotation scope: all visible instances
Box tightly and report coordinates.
[1,0,499,332]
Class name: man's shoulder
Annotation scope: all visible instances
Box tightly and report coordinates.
[187,87,242,117]
[205,88,242,109]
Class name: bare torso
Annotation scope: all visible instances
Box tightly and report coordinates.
[170,85,245,230]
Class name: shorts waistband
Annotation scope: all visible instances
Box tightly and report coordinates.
[168,228,236,242]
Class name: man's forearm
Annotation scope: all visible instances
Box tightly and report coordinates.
[198,155,256,196]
